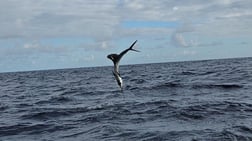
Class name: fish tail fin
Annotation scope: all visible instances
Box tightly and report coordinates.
[129,40,140,52]
[130,48,140,52]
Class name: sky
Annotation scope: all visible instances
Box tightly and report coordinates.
[0,0,251,72]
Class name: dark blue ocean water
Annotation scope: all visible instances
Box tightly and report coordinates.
[0,57,252,141]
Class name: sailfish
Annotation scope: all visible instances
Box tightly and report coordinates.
[107,40,139,91]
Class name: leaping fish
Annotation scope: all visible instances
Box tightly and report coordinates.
[107,40,139,91]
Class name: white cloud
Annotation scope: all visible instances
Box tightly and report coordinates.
[0,0,120,39]
[101,41,110,49]
[80,40,116,51]
[173,6,178,11]
[0,0,251,40]
[171,23,196,47]
[23,41,40,49]
[171,33,188,47]
[0,0,252,57]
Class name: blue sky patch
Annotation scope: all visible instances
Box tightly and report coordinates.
[122,21,180,28]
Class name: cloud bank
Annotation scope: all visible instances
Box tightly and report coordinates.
[0,0,251,40]
[0,0,251,72]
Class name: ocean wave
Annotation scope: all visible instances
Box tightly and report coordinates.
[176,105,220,121]
[133,100,174,111]
[50,96,74,103]
[0,124,49,137]
[0,123,73,137]
[150,82,184,89]
[150,82,243,90]
[20,106,94,121]
[21,110,71,121]
[35,96,74,105]
[125,85,140,90]
[0,104,8,111]
[129,78,147,84]
[62,124,124,140]
[175,101,252,121]
[169,128,251,141]
[192,83,243,89]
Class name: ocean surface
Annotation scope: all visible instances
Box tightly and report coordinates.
[0,57,252,141]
